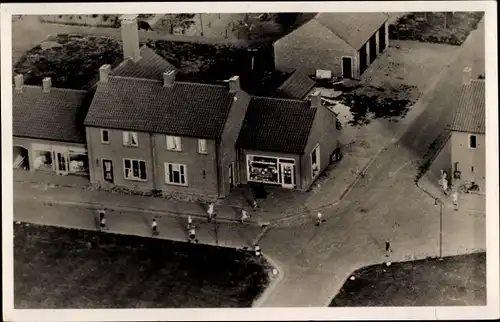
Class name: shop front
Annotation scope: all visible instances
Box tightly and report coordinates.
[246,154,296,189]
[32,143,89,176]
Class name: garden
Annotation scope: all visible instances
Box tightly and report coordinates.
[14,222,270,308]
[389,12,484,46]
[14,33,280,95]
[330,253,486,306]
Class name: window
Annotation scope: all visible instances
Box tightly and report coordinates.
[469,135,477,148]
[166,136,182,151]
[123,158,147,181]
[33,150,53,171]
[123,131,138,146]
[311,145,320,178]
[198,139,207,154]
[165,163,187,186]
[101,129,109,144]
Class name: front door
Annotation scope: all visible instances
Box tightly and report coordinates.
[102,159,114,183]
[280,163,295,189]
[342,57,353,79]
[379,25,386,53]
[55,151,69,175]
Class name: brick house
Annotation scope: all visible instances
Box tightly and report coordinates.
[84,71,250,199]
[236,92,339,191]
[273,12,389,79]
[12,75,92,175]
[448,78,485,190]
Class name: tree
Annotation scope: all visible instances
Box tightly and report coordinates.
[275,13,300,30]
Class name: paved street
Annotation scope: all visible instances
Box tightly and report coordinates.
[256,19,486,307]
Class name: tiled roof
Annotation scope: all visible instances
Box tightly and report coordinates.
[314,12,388,50]
[236,97,316,154]
[84,76,236,139]
[110,46,176,80]
[449,80,485,134]
[13,85,91,143]
[276,69,316,99]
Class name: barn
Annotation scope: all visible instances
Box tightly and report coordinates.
[273,12,389,79]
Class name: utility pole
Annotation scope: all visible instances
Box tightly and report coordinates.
[214,214,218,245]
[439,202,443,259]
[200,13,204,36]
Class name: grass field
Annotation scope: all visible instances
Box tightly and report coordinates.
[330,253,486,306]
[14,222,270,308]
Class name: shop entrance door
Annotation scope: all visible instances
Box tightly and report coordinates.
[280,163,295,189]
[55,150,69,175]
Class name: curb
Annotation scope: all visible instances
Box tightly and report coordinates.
[251,254,285,308]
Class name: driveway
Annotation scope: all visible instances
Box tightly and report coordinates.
[256,18,486,307]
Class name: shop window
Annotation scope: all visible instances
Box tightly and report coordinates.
[123,158,147,181]
[311,145,320,178]
[33,150,53,171]
[166,136,182,151]
[198,139,207,154]
[469,135,477,148]
[165,163,187,186]
[247,155,279,184]
[101,129,109,144]
[69,152,89,174]
[123,131,138,147]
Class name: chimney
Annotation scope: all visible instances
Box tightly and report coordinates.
[462,66,472,85]
[99,64,112,83]
[163,70,176,87]
[310,90,322,108]
[120,14,140,61]
[14,74,24,91]
[228,76,240,92]
[42,77,52,93]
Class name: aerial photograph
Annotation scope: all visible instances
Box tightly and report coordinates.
[6,7,491,314]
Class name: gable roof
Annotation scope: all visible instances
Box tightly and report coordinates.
[13,85,91,143]
[449,79,485,134]
[276,69,316,99]
[84,76,236,139]
[236,97,317,154]
[314,12,388,50]
[110,46,176,80]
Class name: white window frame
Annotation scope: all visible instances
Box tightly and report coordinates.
[468,134,477,149]
[123,158,147,181]
[122,131,139,147]
[165,162,188,186]
[198,139,208,154]
[311,144,320,178]
[166,135,182,151]
[100,129,110,144]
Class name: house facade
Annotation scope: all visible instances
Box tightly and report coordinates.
[448,78,486,190]
[236,92,339,191]
[84,69,250,199]
[12,75,91,176]
[274,12,389,79]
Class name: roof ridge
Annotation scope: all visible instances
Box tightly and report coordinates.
[108,75,161,83]
[252,95,307,103]
[15,85,88,94]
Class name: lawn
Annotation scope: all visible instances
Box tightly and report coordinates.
[330,253,486,306]
[14,222,270,308]
[389,12,484,46]
[14,33,278,94]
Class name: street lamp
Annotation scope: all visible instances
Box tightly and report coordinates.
[435,198,443,259]
[199,13,204,36]
[214,213,218,245]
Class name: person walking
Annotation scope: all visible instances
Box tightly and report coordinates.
[316,212,324,226]
[251,198,259,211]
[452,191,459,211]
[240,208,250,223]
[98,209,107,231]
[385,240,391,257]
[207,202,215,223]
[254,244,262,257]
[187,217,199,243]
[151,218,158,236]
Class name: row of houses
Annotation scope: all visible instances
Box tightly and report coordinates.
[13,14,339,200]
